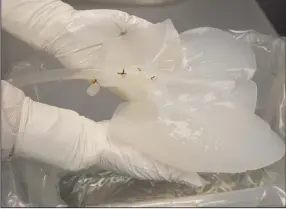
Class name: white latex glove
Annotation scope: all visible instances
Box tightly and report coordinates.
[2,0,150,70]
[1,80,203,186]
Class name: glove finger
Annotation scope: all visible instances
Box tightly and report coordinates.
[98,135,203,187]
[111,10,152,33]
[54,10,151,68]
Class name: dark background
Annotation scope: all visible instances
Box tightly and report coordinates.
[257,0,286,36]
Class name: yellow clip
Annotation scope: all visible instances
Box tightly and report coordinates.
[91,79,97,84]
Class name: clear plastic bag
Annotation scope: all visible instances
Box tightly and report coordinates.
[57,168,281,207]
[1,28,285,207]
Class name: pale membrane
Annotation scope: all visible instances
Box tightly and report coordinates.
[100,22,285,173]
[180,27,257,80]
[97,19,183,101]
[109,102,284,173]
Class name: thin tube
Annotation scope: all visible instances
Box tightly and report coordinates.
[8,68,100,87]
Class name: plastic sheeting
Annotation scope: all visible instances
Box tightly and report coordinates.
[2,28,285,207]
[58,168,284,207]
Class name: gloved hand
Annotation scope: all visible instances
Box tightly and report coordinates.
[1,0,203,186]
[2,0,150,70]
[1,80,202,186]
